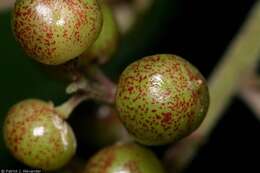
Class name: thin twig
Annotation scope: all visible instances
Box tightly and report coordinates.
[172,1,260,172]
[87,65,117,103]
[0,0,15,11]
[200,1,260,136]
[55,93,90,119]
[239,74,260,121]
[65,75,115,104]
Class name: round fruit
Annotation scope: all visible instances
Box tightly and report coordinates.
[12,0,102,65]
[3,99,76,170]
[79,1,119,65]
[115,54,209,145]
[84,143,165,173]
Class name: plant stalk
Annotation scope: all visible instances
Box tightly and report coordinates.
[55,93,89,119]
[173,1,260,172]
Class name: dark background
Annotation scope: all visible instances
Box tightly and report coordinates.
[0,0,259,172]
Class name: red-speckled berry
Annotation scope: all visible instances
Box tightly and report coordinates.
[12,0,102,65]
[84,143,165,173]
[79,0,119,65]
[115,54,209,145]
[3,99,76,170]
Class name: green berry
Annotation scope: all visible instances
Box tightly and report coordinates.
[3,99,76,170]
[83,143,165,173]
[115,54,209,145]
[79,1,119,65]
[12,0,102,65]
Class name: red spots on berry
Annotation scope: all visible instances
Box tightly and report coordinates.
[75,31,80,42]
[14,137,19,144]
[144,64,152,70]
[116,55,209,145]
[65,0,78,7]
[161,112,172,125]
[63,30,68,38]
[128,86,134,92]
[88,149,116,172]
[46,32,53,40]
[64,0,88,41]
[163,90,171,97]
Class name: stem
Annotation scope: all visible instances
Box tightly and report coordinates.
[173,1,260,172]
[66,74,115,104]
[0,0,15,11]
[200,2,260,134]
[239,74,260,121]
[66,77,90,94]
[55,93,89,119]
[87,65,117,103]
[163,132,203,173]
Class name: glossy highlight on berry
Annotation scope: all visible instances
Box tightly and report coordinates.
[115,54,209,145]
[12,0,102,65]
[3,99,76,170]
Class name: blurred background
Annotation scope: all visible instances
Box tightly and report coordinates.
[0,0,259,172]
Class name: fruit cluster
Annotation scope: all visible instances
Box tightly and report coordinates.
[3,0,209,172]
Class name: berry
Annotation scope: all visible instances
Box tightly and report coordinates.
[79,1,119,65]
[12,0,102,65]
[3,99,76,170]
[83,143,165,173]
[115,54,209,145]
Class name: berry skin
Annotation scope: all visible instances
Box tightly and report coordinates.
[79,1,119,65]
[3,99,76,170]
[115,54,209,145]
[84,143,165,173]
[12,0,102,65]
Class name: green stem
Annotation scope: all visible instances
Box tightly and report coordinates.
[65,74,115,105]
[239,74,260,121]
[55,93,89,119]
[200,2,260,136]
[66,76,90,94]
[0,0,15,11]
[174,1,260,172]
